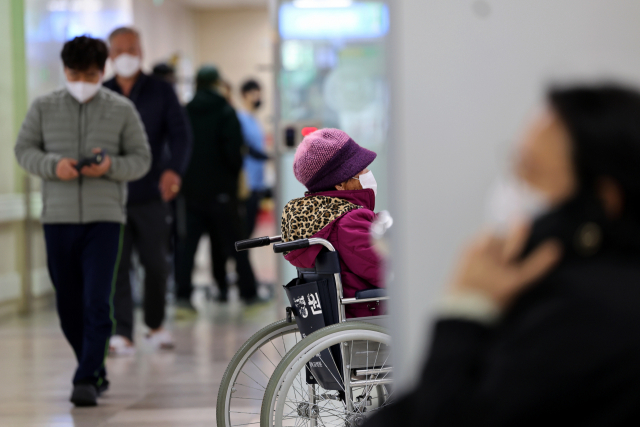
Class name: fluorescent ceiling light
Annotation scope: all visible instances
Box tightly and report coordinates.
[47,0,104,12]
[292,0,353,8]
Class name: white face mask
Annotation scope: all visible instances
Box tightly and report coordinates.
[113,53,141,78]
[355,170,378,197]
[485,175,551,233]
[66,79,102,103]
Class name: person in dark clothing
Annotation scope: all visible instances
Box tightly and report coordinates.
[177,65,258,306]
[104,27,192,354]
[365,85,640,427]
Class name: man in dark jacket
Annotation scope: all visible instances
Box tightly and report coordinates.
[104,27,192,354]
[177,66,258,306]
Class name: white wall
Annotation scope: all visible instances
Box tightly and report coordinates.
[196,7,274,131]
[194,7,274,132]
[132,0,198,102]
[389,0,640,388]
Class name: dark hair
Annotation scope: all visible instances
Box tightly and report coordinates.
[549,84,640,219]
[61,36,108,71]
[152,63,175,77]
[196,65,220,91]
[241,79,261,95]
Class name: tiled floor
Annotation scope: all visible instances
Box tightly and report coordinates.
[0,215,282,427]
[0,300,282,427]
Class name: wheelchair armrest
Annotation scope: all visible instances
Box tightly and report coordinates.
[355,289,387,300]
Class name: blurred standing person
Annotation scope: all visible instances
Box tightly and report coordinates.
[14,36,150,406]
[177,66,258,306]
[365,85,640,426]
[104,27,192,354]
[152,62,177,85]
[218,80,234,105]
[238,79,270,237]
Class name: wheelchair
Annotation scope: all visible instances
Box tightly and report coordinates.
[217,235,393,427]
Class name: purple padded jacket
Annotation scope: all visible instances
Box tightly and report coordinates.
[283,188,385,318]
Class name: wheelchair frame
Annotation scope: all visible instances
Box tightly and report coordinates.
[217,235,391,427]
[272,236,390,414]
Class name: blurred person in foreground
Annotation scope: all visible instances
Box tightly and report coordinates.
[176,66,258,307]
[238,79,271,237]
[14,36,150,406]
[104,27,192,355]
[283,128,384,318]
[365,85,640,426]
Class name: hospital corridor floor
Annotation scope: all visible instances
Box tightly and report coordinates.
[0,300,282,427]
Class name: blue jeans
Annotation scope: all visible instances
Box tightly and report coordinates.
[44,222,123,385]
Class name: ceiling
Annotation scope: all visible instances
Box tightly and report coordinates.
[176,0,268,9]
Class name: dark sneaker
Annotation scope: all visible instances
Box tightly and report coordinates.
[70,383,98,407]
[97,379,110,396]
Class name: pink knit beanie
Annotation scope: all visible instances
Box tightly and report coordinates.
[293,128,377,193]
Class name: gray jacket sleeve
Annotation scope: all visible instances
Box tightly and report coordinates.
[14,100,62,180]
[106,103,152,182]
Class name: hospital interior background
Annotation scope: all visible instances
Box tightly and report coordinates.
[3,0,640,425]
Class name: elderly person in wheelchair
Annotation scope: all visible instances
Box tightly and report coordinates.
[219,129,391,427]
[282,128,384,318]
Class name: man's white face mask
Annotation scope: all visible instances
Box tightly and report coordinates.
[355,170,378,197]
[66,79,102,104]
[113,53,141,78]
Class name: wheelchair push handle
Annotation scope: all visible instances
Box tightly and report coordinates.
[235,235,282,252]
[273,237,336,254]
[273,239,309,253]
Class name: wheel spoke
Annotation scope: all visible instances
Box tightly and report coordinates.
[271,338,284,359]
[226,326,300,427]
[259,346,279,369]
[249,357,272,381]
[269,328,391,427]
[233,382,265,392]
[240,370,267,389]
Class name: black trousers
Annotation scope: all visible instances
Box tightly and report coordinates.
[113,200,171,341]
[244,190,266,238]
[176,197,257,301]
[44,222,122,385]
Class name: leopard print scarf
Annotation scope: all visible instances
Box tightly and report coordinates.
[281,196,362,243]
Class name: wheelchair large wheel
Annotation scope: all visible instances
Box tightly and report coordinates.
[260,321,393,427]
[217,319,302,427]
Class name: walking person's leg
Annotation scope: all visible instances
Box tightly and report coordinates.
[210,243,229,301]
[110,219,135,354]
[217,198,258,302]
[172,196,187,291]
[43,225,85,371]
[244,190,262,238]
[133,201,173,348]
[75,222,123,405]
[235,249,258,301]
[176,202,206,307]
[206,204,230,301]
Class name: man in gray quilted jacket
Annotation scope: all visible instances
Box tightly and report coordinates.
[14,36,150,407]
